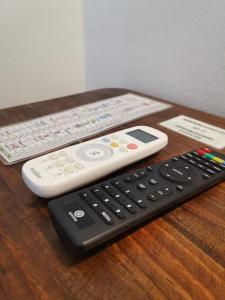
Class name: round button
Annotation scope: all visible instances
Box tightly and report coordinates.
[65,157,75,163]
[59,151,68,157]
[55,161,64,167]
[127,143,138,150]
[76,143,113,162]
[102,137,111,143]
[74,162,84,169]
[119,146,128,152]
[111,135,119,139]
[64,166,74,174]
[111,142,119,148]
[119,139,127,144]
[49,154,58,160]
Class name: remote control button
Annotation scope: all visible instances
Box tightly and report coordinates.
[119,146,128,152]
[196,163,205,170]
[74,162,84,169]
[172,157,179,161]
[80,192,98,206]
[111,135,119,140]
[200,160,211,167]
[101,184,121,198]
[65,157,75,163]
[205,168,216,175]
[64,166,74,174]
[176,185,184,191]
[127,143,138,150]
[136,183,147,190]
[204,153,215,160]
[125,204,137,214]
[119,139,127,144]
[159,163,192,183]
[99,211,114,225]
[102,137,111,143]
[111,142,119,148]
[193,157,202,163]
[49,154,58,160]
[91,187,107,201]
[59,151,68,157]
[111,180,126,191]
[79,192,89,199]
[133,198,147,208]
[64,202,94,229]
[91,187,125,218]
[146,166,153,171]
[202,173,210,179]
[219,164,225,170]
[147,193,158,201]
[138,170,148,178]
[55,161,64,167]
[76,143,113,162]
[180,155,188,161]
[186,153,194,158]
[92,202,102,213]
[148,187,172,201]
[124,173,139,183]
[211,165,221,172]
[209,159,219,166]
[125,191,147,207]
[188,159,196,165]
[115,209,126,219]
[149,178,158,185]
[202,148,211,153]
[196,149,206,156]
[191,151,199,156]
[212,156,224,164]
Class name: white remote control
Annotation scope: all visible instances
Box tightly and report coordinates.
[22,126,168,198]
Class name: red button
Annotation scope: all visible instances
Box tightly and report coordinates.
[127,143,138,150]
[196,149,206,156]
[202,148,212,153]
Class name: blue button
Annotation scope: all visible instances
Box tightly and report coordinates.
[102,137,111,143]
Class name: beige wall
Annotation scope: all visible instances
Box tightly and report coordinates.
[0,0,85,109]
[83,0,225,117]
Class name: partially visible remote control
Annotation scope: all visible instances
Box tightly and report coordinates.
[48,148,225,254]
[22,126,167,198]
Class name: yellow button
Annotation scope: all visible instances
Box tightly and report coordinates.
[111,142,119,148]
[212,157,224,164]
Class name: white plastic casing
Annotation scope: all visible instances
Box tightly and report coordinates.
[22,126,168,198]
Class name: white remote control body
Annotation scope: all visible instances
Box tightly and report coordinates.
[22,126,168,198]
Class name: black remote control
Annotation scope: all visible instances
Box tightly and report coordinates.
[48,148,225,253]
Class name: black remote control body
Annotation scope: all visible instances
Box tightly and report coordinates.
[48,148,225,254]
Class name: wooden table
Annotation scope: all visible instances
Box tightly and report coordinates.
[0,89,224,300]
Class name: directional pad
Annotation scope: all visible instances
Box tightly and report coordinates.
[76,144,113,162]
[159,162,192,183]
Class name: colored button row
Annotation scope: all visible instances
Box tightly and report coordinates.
[102,136,138,150]
[196,148,225,165]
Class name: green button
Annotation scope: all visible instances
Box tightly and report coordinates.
[204,153,215,159]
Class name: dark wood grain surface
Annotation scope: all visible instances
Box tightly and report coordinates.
[0,88,224,300]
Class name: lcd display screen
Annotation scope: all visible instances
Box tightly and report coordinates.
[126,129,158,143]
